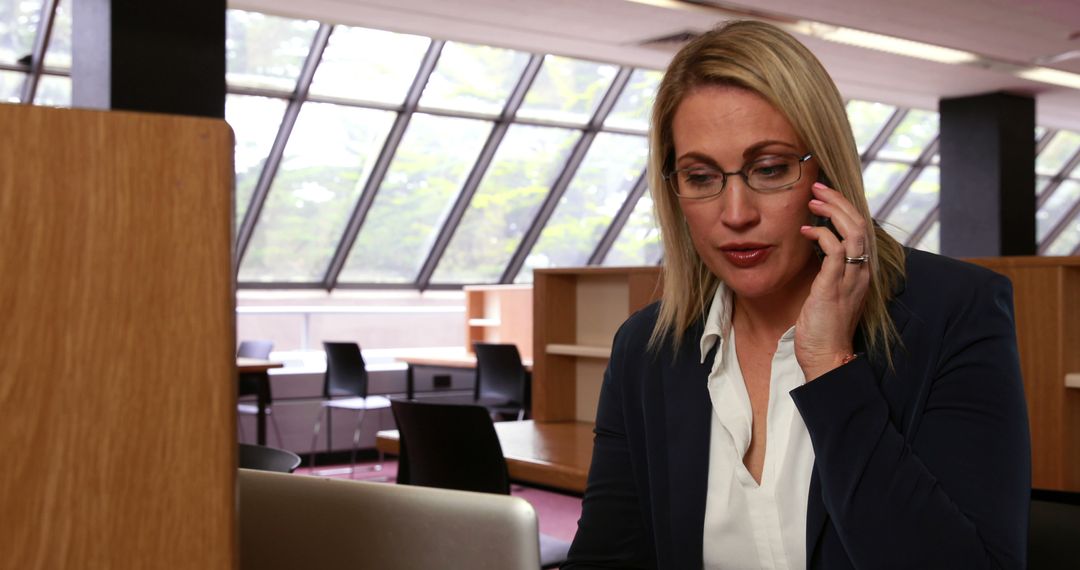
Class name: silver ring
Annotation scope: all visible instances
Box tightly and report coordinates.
[844,254,870,265]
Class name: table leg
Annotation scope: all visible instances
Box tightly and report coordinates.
[256,372,269,446]
[407,364,415,400]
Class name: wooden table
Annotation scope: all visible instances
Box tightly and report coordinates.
[376,420,592,493]
[396,349,533,400]
[237,358,284,446]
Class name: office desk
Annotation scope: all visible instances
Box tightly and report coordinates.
[237,358,284,446]
[376,420,592,493]
[397,349,533,400]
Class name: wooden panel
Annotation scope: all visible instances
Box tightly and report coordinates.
[575,275,628,347]
[0,105,235,569]
[627,268,663,314]
[1062,267,1080,490]
[967,256,1080,491]
[575,359,607,422]
[533,275,577,421]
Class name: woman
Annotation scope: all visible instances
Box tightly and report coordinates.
[565,20,1030,569]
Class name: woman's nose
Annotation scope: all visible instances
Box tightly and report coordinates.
[718,176,760,230]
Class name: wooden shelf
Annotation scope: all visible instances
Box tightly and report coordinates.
[545,344,612,358]
[532,266,662,422]
[467,318,502,327]
[464,284,533,359]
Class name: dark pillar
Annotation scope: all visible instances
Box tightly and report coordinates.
[939,92,1035,256]
[71,0,226,118]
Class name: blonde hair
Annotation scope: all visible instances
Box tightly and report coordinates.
[648,20,906,364]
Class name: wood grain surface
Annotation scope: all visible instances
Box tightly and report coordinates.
[0,104,235,569]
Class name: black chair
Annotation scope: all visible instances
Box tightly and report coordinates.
[237,340,283,446]
[390,399,570,569]
[309,341,391,476]
[1029,489,1080,568]
[474,342,528,421]
[238,443,301,473]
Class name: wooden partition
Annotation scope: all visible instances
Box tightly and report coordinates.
[0,104,235,568]
[532,267,662,421]
[464,284,533,360]
[967,256,1080,491]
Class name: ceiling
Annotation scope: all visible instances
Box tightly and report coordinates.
[233,0,1080,131]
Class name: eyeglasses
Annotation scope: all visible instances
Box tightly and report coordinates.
[664,152,813,200]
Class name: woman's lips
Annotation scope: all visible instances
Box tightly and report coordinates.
[720,245,772,268]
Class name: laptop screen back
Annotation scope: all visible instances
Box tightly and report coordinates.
[238,468,541,570]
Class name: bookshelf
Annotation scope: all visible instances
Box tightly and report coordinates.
[532,267,662,421]
[464,284,533,360]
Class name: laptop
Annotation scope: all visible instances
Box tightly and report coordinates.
[238,468,543,569]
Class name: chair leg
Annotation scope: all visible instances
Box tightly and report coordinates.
[309,406,326,470]
[269,412,285,449]
[350,409,366,479]
[348,408,385,480]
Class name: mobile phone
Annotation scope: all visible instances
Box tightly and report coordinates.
[811,172,843,260]
[811,215,842,260]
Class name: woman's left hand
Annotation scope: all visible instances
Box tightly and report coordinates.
[795,182,872,381]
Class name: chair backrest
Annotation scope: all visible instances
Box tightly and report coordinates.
[237,340,274,359]
[1030,489,1080,568]
[391,399,511,495]
[238,443,301,473]
[238,468,541,570]
[237,340,275,398]
[474,342,526,404]
[322,341,369,399]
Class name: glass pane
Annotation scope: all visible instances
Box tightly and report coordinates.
[603,192,662,266]
[1037,180,1080,242]
[915,220,939,254]
[517,133,648,281]
[603,69,663,132]
[1037,176,1053,196]
[516,55,617,125]
[42,0,69,69]
[238,103,396,282]
[226,95,288,230]
[1036,130,1080,176]
[418,41,529,116]
[430,125,579,283]
[308,26,429,104]
[845,100,896,155]
[33,74,69,106]
[876,109,937,162]
[884,166,938,243]
[1044,209,1080,256]
[862,161,909,215]
[338,114,492,283]
[0,69,24,102]
[227,10,318,92]
[0,0,40,66]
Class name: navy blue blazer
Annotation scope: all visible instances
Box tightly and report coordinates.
[565,249,1031,569]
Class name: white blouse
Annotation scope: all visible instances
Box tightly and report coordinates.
[700,284,816,570]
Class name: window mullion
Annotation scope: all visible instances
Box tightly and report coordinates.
[322,39,444,289]
[235,23,332,267]
[20,0,59,104]
[413,54,544,290]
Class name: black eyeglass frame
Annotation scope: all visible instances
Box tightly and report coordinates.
[663,152,814,200]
